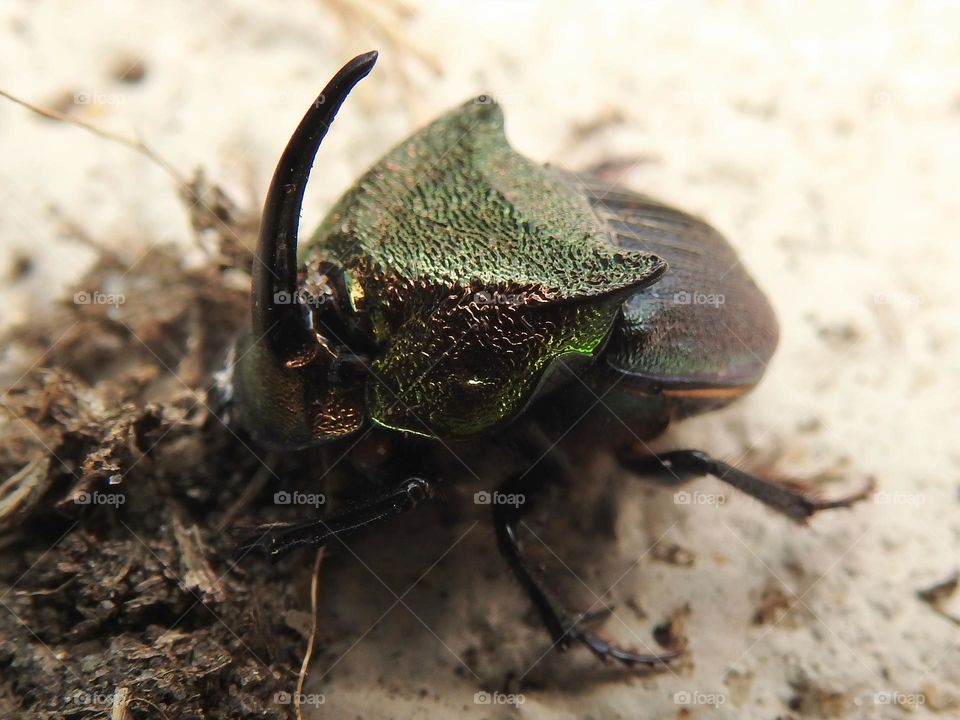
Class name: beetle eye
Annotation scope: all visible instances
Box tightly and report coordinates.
[302,260,377,357]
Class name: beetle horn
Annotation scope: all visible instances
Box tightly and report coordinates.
[252,50,378,367]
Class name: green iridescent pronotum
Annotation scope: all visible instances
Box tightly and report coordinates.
[229,51,872,671]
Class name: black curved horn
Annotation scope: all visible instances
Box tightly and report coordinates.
[252,50,378,367]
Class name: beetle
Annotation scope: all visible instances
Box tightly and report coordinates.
[227,51,871,667]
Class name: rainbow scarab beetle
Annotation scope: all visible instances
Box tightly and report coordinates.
[227,51,871,668]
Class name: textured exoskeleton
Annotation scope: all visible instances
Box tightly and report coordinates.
[230,52,869,670]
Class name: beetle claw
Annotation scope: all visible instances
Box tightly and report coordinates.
[554,608,682,669]
[566,624,683,669]
[800,475,876,518]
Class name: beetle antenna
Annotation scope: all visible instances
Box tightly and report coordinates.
[252,50,378,367]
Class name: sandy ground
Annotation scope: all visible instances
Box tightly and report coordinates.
[2,1,959,718]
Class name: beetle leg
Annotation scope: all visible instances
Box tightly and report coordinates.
[236,477,440,559]
[493,435,681,669]
[619,449,875,522]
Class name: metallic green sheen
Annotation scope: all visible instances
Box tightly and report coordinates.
[231,331,365,449]
[302,99,666,437]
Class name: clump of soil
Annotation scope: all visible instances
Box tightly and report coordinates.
[0,190,322,718]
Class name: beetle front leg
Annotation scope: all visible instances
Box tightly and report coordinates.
[619,449,874,521]
[493,436,681,669]
[236,477,440,559]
